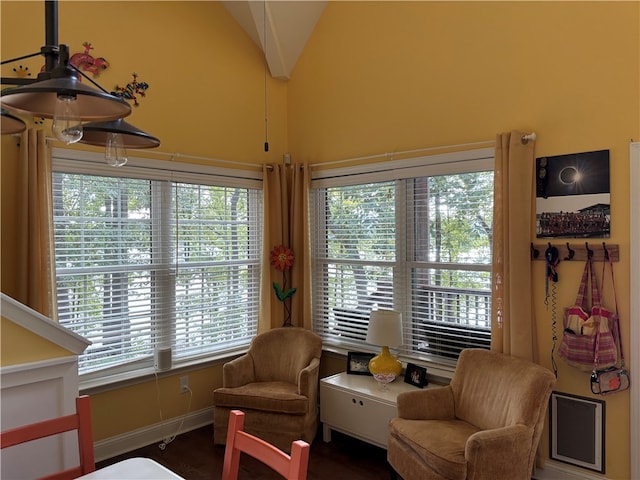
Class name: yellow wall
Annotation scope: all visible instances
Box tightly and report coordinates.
[2,2,639,478]
[90,365,223,440]
[288,3,638,479]
[0,317,71,364]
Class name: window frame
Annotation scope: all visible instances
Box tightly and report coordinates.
[51,148,263,390]
[310,148,494,376]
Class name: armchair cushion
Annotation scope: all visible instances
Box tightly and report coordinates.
[390,418,479,478]
[213,382,308,414]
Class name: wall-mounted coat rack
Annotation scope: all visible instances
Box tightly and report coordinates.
[531,242,619,262]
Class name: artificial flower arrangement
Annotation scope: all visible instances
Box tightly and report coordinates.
[270,245,296,326]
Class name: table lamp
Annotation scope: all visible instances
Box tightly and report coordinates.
[366,309,403,389]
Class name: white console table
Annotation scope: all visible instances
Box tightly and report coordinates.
[320,371,436,449]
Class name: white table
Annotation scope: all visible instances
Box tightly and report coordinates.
[77,458,184,479]
[320,371,437,449]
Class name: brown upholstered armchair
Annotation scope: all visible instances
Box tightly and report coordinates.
[213,327,322,452]
[388,349,556,480]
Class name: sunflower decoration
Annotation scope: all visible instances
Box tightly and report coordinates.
[270,245,297,326]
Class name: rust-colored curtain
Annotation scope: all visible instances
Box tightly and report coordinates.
[260,164,311,331]
[491,131,536,361]
[15,129,57,318]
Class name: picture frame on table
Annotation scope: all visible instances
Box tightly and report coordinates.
[347,352,375,375]
[404,362,428,388]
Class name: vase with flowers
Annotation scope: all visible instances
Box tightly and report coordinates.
[270,245,297,326]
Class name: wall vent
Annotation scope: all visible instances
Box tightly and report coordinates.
[550,391,605,473]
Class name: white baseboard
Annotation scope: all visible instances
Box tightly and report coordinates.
[94,412,609,480]
[534,460,608,480]
[93,407,214,462]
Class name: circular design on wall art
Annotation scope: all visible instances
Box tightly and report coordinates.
[559,166,580,184]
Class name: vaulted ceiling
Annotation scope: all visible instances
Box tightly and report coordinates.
[222,1,327,80]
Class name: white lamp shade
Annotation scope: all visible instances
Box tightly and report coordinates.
[366,309,403,347]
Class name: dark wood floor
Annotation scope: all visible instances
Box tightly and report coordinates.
[97,424,392,480]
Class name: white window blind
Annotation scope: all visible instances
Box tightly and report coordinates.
[311,149,493,362]
[312,181,397,343]
[407,172,493,359]
[52,156,262,378]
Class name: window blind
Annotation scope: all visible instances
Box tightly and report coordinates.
[406,172,492,359]
[312,182,396,345]
[52,156,262,377]
[311,149,493,362]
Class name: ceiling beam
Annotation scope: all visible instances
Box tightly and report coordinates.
[222,1,326,80]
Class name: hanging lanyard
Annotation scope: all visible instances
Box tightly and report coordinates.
[545,245,560,378]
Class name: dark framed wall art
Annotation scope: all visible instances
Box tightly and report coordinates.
[536,149,610,239]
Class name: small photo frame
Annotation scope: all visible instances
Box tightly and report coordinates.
[347,352,375,375]
[404,363,428,388]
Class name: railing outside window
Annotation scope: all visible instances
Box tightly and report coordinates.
[310,149,493,363]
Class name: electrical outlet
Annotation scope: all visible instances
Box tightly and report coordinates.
[180,375,189,394]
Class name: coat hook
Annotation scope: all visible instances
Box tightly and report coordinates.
[531,243,539,259]
[565,242,575,261]
[585,242,593,258]
[602,242,609,261]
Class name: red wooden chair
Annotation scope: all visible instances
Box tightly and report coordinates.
[222,410,310,480]
[1,395,95,480]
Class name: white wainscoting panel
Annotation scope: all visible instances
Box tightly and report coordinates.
[0,356,81,479]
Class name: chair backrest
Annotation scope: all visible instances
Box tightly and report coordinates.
[222,410,310,480]
[451,349,555,430]
[249,327,322,383]
[0,395,95,480]
[450,349,556,476]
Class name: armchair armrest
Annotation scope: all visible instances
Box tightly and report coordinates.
[465,424,533,478]
[297,357,320,396]
[222,354,256,388]
[396,386,455,420]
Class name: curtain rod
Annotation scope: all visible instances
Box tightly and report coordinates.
[309,139,496,168]
[308,133,535,168]
[42,136,264,170]
[146,150,263,169]
[40,133,535,170]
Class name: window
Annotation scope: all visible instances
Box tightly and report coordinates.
[52,152,262,380]
[310,149,493,363]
